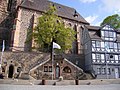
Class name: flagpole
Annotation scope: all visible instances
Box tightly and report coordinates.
[51,41,61,80]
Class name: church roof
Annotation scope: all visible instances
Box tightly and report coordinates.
[19,0,89,24]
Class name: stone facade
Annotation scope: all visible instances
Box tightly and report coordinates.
[0,52,86,80]
[11,0,89,54]
[30,57,84,80]
[0,0,89,80]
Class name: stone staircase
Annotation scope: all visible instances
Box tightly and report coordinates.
[29,54,50,72]
[2,51,50,73]
[63,54,85,70]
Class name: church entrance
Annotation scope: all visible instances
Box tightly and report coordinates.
[8,65,14,78]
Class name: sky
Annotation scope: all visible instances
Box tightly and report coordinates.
[49,0,120,26]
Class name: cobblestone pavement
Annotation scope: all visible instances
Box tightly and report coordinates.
[0,84,120,90]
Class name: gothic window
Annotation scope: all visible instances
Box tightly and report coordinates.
[7,0,13,11]
[63,66,71,73]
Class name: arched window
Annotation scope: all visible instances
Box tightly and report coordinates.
[7,0,13,11]
[63,66,71,73]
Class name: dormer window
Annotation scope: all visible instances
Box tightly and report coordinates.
[74,10,78,18]
[101,25,116,41]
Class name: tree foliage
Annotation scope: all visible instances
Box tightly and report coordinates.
[32,5,75,52]
[101,14,120,29]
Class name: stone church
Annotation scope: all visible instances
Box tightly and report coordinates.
[0,0,90,80]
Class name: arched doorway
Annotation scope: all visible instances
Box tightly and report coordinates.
[55,66,60,79]
[8,65,14,78]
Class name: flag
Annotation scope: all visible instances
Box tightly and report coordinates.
[2,40,5,52]
[53,42,61,49]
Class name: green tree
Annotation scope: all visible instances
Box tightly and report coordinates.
[32,5,75,52]
[101,14,120,29]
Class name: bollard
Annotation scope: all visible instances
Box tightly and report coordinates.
[75,79,79,85]
[41,79,46,85]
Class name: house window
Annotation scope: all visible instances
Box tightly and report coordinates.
[96,54,101,62]
[101,25,116,41]
[101,31,104,36]
[109,54,114,63]
[109,42,114,52]
[101,54,105,63]
[92,53,95,59]
[96,41,100,47]
[101,68,106,74]
[114,43,118,52]
[101,42,105,51]
[106,54,110,63]
[92,41,96,51]
[97,68,101,74]
[118,43,120,52]
[49,66,52,72]
[63,66,71,73]
[44,66,48,72]
[107,68,111,75]
[115,55,119,63]
[92,53,96,62]
[105,42,110,52]
[96,41,100,51]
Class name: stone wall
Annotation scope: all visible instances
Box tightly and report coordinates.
[0,51,50,79]
[0,0,8,24]
[30,56,84,80]
[13,6,84,54]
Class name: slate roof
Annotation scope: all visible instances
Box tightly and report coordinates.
[19,0,89,24]
[85,25,100,31]
[85,25,102,40]
[86,25,120,42]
